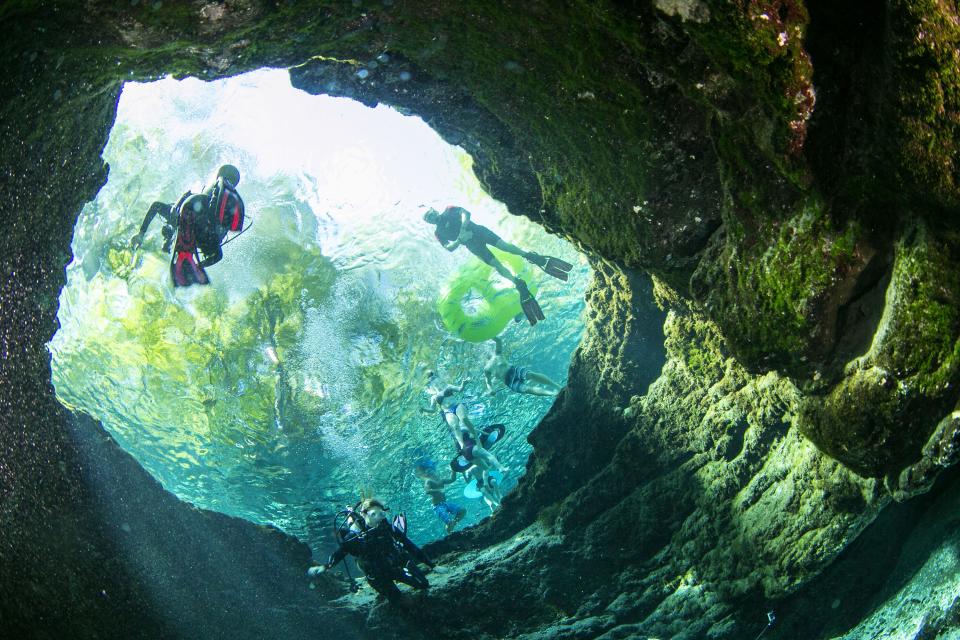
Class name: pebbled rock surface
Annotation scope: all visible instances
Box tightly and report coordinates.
[2,1,960,639]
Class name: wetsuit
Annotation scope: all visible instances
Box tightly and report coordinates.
[433,206,503,265]
[327,520,432,601]
[137,180,242,287]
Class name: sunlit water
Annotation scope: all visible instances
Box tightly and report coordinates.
[49,69,590,551]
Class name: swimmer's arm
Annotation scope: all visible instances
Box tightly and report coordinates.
[483,368,494,395]
[440,383,464,396]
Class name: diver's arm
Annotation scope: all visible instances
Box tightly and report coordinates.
[326,543,350,567]
[197,244,223,269]
[131,201,172,247]
[492,336,503,355]
[483,367,494,395]
[443,239,462,251]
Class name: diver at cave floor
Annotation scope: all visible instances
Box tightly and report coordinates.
[424,371,509,476]
[422,205,572,326]
[307,497,434,603]
[130,164,246,287]
[483,336,562,397]
[414,459,467,533]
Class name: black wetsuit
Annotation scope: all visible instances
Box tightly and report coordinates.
[327,520,432,601]
[137,181,242,286]
[138,188,226,268]
[433,206,502,265]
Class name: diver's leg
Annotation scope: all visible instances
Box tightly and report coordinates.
[493,238,533,259]
[397,562,429,590]
[468,236,521,283]
[367,575,403,602]
[485,254,519,283]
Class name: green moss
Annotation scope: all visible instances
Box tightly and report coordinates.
[663,306,728,385]
[800,222,960,476]
[695,199,866,372]
[889,0,960,209]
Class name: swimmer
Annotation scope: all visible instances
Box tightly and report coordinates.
[483,337,562,397]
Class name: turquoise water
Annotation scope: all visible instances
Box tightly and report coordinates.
[49,69,590,548]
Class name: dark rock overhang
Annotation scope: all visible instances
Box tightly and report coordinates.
[3,1,960,638]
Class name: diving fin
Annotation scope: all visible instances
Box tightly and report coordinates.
[515,280,545,326]
[527,253,573,281]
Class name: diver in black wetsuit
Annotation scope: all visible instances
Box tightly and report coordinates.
[307,498,434,602]
[130,164,245,287]
[422,205,573,326]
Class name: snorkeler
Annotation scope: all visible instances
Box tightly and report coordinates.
[422,205,572,326]
[414,459,467,533]
[483,336,562,397]
[307,497,434,603]
[425,371,509,476]
[463,463,503,512]
[130,164,246,287]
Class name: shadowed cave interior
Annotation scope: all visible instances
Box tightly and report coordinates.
[2,2,960,640]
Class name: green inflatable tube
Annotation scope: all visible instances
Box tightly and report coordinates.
[438,249,538,342]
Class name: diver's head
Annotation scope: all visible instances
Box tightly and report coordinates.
[359,498,387,527]
[422,208,439,224]
[217,164,241,187]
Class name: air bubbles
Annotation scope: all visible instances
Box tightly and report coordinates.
[356,68,370,80]
[398,71,412,82]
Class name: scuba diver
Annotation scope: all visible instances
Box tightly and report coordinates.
[422,205,572,326]
[414,458,467,533]
[130,164,246,287]
[307,498,434,603]
[483,336,562,397]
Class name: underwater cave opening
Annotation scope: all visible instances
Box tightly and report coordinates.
[47,67,590,552]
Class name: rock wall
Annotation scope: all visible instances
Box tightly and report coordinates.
[2,1,959,638]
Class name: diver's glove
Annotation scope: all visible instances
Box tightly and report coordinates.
[306,564,329,577]
[130,232,144,249]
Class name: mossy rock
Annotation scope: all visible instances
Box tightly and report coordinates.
[800,221,960,476]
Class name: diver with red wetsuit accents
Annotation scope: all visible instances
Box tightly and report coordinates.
[130,164,246,287]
